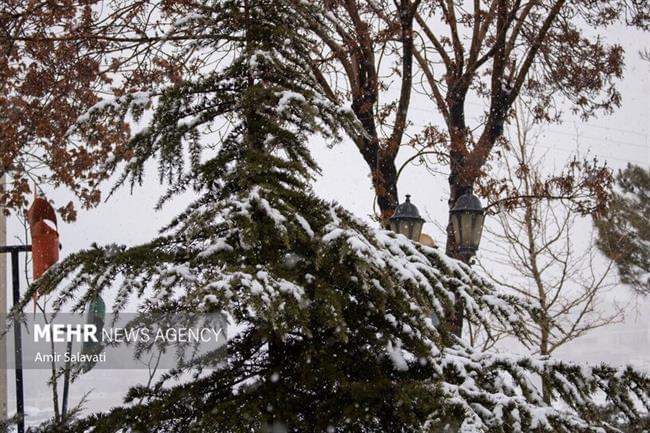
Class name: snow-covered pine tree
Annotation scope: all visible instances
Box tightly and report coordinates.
[595,164,650,295]
[18,1,648,432]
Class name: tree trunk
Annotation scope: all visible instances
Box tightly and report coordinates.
[446,130,473,337]
[355,132,399,226]
[376,152,399,224]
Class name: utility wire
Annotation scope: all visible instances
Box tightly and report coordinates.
[405,105,648,165]
[409,105,649,146]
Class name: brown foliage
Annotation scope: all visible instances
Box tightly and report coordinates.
[0,0,647,225]
[298,0,647,243]
[0,1,206,220]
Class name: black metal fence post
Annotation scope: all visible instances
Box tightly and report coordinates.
[10,251,23,433]
[1,245,31,433]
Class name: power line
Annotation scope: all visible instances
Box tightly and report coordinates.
[407,121,648,166]
[576,122,648,138]
[541,129,648,150]
[408,105,649,146]
[532,143,648,166]
[405,104,648,165]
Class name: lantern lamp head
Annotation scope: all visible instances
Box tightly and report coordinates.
[450,189,485,259]
[389,194,425,241]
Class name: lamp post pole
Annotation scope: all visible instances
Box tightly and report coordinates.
[0,245,31,433]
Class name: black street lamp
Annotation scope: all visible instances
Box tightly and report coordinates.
[389,194,425,241]
[450,189,485,260]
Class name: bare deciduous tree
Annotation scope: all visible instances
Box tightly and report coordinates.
[299,0,423,221]
[473,111,624,389]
